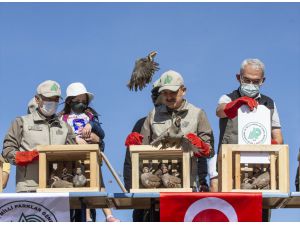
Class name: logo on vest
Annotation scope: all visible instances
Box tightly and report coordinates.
[242,122,267,144]
[0,200,58,222]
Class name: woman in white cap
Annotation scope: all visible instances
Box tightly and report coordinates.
[60,82,120,222]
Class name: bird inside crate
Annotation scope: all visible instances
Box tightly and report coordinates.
[48,160,89,188]
[139,159,182,189]
[240,164,271,190]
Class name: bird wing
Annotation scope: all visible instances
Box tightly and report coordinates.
[127,52,159,91]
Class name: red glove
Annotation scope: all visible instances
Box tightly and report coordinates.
[186,133,210,157]
[125,132,143,147]
[271,139,278,145]
[224,96,258,119]
[15,150,39,166]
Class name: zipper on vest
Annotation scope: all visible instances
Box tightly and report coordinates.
[48,123,51,145]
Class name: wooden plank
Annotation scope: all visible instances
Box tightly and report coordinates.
[279,145,289,193]
[231,189,281,193]
[131,153,139,189]
[221,144,233,192]
[225,144,287,152]
[182,151,190,189]
[89,152,98,188]
[129,145,181,151]
[36,187,100,193]
[270,152,276,190]
[39,153,47,188]
[130,188,192,193]
[235,152,241,189]
[37,144,100,153]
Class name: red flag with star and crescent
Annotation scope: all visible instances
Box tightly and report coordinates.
[160,192,262,222]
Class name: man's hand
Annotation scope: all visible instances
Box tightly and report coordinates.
[15,150,39,166]
[185,133,210,157]
[125,132,143,147]
[224,96,258,119]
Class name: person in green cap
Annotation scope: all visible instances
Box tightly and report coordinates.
[2,80,76,193]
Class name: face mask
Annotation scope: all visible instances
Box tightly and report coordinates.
[71,102,87,114]
[240,83,260,98]
[40,101,58,117]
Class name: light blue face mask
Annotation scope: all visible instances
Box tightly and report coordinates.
[240,83,260,98]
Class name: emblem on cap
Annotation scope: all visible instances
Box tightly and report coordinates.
[163,75,173,84]
[51,84,58,91]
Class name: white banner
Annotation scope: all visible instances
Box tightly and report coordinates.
[0,193,70,222]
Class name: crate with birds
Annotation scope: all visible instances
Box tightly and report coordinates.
[218,144,289,193]
[36,144,102,192]
[129,145,192,193]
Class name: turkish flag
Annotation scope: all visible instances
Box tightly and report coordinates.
[160,192,262,222]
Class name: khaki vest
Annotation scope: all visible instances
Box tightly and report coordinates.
[17,111,70,192]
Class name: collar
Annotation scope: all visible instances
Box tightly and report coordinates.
[32,109,60,125]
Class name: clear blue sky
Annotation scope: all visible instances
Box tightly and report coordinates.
[1,2,300,222]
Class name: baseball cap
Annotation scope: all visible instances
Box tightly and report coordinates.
[37,80,61,98]
[158,70,184,92]
[66,82,94,102]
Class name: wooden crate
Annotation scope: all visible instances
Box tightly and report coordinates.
[36,144,102,192]
[129,145,192,193]
[219,144,289,193]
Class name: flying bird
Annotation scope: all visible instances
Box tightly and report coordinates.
[127,51,159,91]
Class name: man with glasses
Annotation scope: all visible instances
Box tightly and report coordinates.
[216,58,283,221]
[140,70,214,193]
[2,80,75,193]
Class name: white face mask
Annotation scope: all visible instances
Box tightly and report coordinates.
[40,101,58,117]
[240,83,260,98]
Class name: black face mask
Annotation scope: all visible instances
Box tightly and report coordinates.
[71,102,87,114]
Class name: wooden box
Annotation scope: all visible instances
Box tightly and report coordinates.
[219,144,289,193]
[36,144,102,192]
[129,145,192,193]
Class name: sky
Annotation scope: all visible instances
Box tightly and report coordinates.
[1,2,300,222]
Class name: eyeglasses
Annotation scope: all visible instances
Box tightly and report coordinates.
[240,75,264,85]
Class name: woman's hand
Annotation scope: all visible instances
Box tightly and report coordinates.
[81,123,92,139]
[84,132,100,144]
[76,136,88,145]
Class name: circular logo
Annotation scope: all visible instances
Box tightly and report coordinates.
[242,122,267,144]
[0,200,57,222]
[184,197,238,222]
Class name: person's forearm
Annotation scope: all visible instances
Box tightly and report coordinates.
[216,103,227,118]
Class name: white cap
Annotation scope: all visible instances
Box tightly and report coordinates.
[37,80,61,97]
[66,82,94,102]
[158,70,184,92]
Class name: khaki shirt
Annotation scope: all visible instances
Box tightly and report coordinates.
[2,109,76,192]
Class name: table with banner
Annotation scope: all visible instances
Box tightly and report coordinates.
[1,191,300,222]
